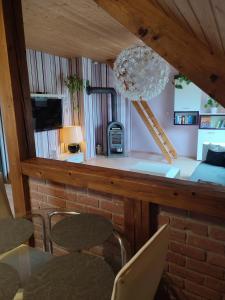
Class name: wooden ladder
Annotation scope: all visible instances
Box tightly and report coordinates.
[132,100,177,164]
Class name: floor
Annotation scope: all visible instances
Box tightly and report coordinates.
[85,151,201,180]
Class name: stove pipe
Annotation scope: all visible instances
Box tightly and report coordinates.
[86,85,117,122]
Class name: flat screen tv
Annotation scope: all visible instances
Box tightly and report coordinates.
[31,97,63,132]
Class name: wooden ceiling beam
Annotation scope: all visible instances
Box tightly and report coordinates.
[94,0,225,108]
[0,0,35,215]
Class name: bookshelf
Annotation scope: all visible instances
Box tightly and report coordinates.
[199,114,225,129]
[174,111,199,125]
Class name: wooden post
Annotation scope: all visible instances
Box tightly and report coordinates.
[124,198,151,253]
[0,0,35,215]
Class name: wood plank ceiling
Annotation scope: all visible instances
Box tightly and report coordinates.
[22,0,225,62]
[21,0,139,61]
[151,0,225,57]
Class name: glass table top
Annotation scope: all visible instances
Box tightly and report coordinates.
[0,213,115,300]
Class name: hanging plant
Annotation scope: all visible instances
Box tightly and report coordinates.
[65,74,85,112]
[173,73,191,89]
[204,98,219,108]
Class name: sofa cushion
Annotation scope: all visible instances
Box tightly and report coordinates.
[205,149,225,167]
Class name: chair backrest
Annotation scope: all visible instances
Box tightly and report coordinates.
[0,173,12,218]
[111,224,169,300]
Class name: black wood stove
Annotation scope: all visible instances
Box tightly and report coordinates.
[86,84,125,157]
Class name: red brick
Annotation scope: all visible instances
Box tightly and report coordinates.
[30,191,47,202]
[171,217,188,229]
[208,253,225,268]
[187,258,224,279]
[206,276,225,293]
[169,263,205,284]
[188,234,224,255]
[86,207,112,220]
[158,214,170,226]
[77,194,99,208]
[66,201,86,213]
[185,280,221,300]
[182,291,202,300]
[65,190,77,202]
[168,273,184,288]
[190,212,225,228]
[171,217,208,236]
[31,199,41,209]
[170,242,205,261]
[66,185,87,195]
[88,189,112,201]
[170,228,186,242]
[35,239,44,250]
[47,196,66,208]
[210,226,225,242]
[100,200,124,215]
[112,195,124,202]
[38,184,65,199]
[29,181,38,192]
[167,251,186,266]
[188,220,208,236]
[34,230,43,241]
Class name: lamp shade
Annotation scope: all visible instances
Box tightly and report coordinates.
[60,126,83,144]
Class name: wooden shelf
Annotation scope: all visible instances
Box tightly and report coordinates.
[31,93,66,98]
[174,111,199,125]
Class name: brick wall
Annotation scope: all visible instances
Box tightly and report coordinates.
[29,177,125,270]
[158,206,225,300]
[29,177,124,231]
[29,177,225,299]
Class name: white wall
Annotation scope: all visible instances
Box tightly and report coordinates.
[130,68,199,158]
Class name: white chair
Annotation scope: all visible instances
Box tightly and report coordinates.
[111,224,169,300]
[13,224,169,300]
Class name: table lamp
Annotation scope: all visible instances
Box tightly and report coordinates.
[60,126,83,153]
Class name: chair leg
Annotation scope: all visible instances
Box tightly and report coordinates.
[113,230,127,267]
[47,213,54,254]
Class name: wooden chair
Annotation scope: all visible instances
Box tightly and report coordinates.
[111,224,169,300]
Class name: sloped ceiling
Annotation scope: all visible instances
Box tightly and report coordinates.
[22,0,139,61]
[22,0,225,105]
[150,0,225,57]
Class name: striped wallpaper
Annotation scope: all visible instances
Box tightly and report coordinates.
[26,49,130,160]
[82,58,131,158]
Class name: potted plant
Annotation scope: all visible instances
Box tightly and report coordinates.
[204,98,219,114]
[173,73,191,89]
[65,74,85,113]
